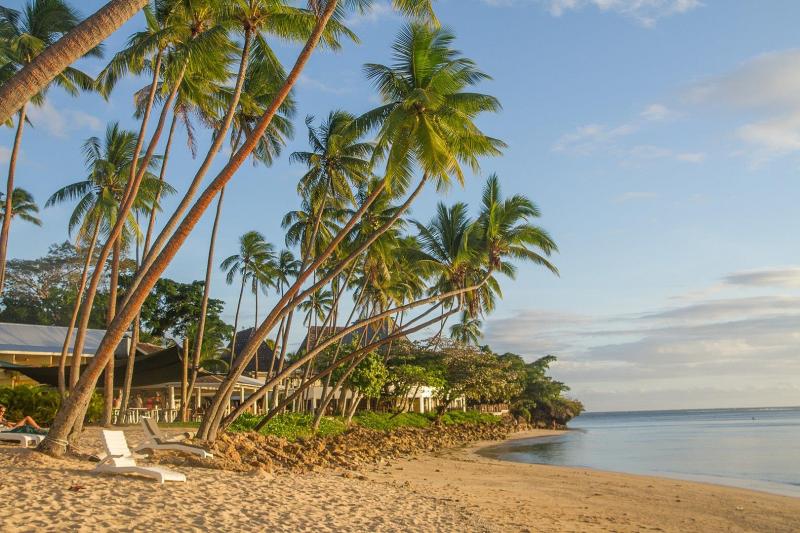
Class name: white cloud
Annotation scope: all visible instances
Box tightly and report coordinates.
[675,152,705,163]
[26,100,102,138]
[552,123,637,154]
[640,103,677,121]
[540,0,702,27]
[0,147,9,164]
[686,49,800,160]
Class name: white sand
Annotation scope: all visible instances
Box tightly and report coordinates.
[2,427,798,532]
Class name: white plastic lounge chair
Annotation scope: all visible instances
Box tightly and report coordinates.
[0,430,44,447]
[134,418,213,459]
[94,430,186,484]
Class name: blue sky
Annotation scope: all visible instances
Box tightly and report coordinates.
[2,0,800,411]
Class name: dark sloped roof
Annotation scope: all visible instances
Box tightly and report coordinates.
[5,343,263,389]
[299,321,405,353]
[7,344,188,388]
[230,327,275,373]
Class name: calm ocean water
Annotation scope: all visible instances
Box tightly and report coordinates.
[482,407,800,497]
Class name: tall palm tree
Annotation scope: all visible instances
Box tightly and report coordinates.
[0,0,147,122]
[0,0,102,295]
[46,122,170,395]
[221,230,274,367]
[268,249,300,406]
[190,56,295,388]
[63,1,230,410]
[0,188,42,227]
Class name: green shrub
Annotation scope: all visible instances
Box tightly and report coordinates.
[230,412,347,441]
[0,385,104,425]
[355,411,431,431]
[438,410,500,425]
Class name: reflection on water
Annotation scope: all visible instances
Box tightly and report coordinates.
[482,407,800,497]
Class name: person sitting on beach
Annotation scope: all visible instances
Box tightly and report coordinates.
[0,404,44,433]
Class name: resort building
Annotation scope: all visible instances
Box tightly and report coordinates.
[0,322,130,387]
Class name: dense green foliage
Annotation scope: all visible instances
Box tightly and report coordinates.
[138,277,230,345]
[0,385,103,424]
[0,242,109,327]
[229,410,500,441]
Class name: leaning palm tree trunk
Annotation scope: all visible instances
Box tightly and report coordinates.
[0,0,148,123]
[270,308,294,409]
[122,29,255,307]
[188,187,225,403]
[0,105,27,296]
[120,113,179,417]
[37,1,341,457]
[57,218,101,396]
[68,65,185,391]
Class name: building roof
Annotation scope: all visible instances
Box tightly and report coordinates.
[5,342,265,391]
[299,321,406,353]
[0,322,125,357]
[230,327,276,374]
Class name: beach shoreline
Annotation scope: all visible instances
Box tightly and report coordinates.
[2,427,799,532]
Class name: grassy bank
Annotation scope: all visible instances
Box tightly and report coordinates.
[228,411,501,442]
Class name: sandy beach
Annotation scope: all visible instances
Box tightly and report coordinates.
[1,428,798,532]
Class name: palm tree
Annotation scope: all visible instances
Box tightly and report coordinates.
[267,249,300,402]
[0,0,102,295]
[131,0,354,286]
[46,122,170,395]
[279,21,506,347]
[0,188,42,227]
[299,288,334,350]
[289,110,372,263]
[221,231,275,367]
[450,311,482,345]
[0,0,146,122]
[358,23,504,193]
[468,174,559,316]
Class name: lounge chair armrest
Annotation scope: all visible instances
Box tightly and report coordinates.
[96,453,126,466]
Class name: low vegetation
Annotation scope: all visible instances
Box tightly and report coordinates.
[229,410,501,442]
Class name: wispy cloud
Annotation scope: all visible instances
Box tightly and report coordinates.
[26,100,102,138]
[298,74,351,95]
[483,0,702,27]
[723,267,800,289]
[685,49,800,162]
[0,147,9,164]
[553,103,705,164]
[484,266,800,410]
